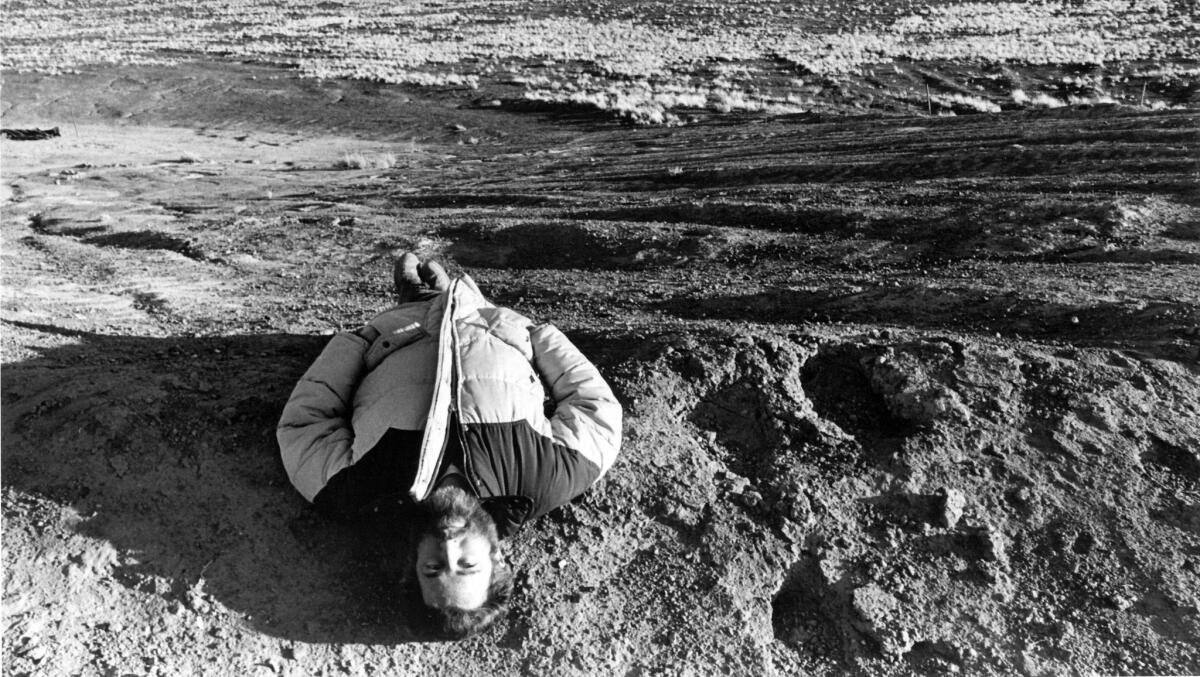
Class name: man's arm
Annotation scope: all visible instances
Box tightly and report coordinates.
[529,323,623,483]
[277,330,372,503]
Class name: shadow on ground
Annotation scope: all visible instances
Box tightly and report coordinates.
[1,323,433,644]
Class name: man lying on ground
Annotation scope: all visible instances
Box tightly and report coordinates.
[277,253,623,639]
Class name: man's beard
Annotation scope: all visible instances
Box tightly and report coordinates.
[415,484,500,547]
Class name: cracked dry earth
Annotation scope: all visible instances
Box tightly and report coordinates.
[2,63,1200,676]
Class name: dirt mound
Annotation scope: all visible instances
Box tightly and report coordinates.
[621,332,1200,674]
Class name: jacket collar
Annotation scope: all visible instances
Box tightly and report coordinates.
[418,273,489,328]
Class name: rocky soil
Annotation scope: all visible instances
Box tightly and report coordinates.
[3,3,1199,676]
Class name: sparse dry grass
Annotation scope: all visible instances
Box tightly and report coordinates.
[334,153,397,170]
[1,0,1193,123]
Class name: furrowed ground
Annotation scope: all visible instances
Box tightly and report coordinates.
[2,1,1198,675]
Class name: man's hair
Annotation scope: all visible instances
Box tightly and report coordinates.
[407,485,515,640]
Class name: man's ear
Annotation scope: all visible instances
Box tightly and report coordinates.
[396,554,418,585]
[396,522,420,584]
[482,496,533,538]
[491,542,508,569]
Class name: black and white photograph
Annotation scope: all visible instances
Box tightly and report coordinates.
[2,1,1197,674]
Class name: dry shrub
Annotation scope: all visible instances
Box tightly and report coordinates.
[335,153,397,170]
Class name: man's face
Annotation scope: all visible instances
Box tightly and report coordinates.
[414,485,499,610]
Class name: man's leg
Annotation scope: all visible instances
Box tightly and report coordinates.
[394,252,449,302]
[419,260,450,292]
[394,252,422,302]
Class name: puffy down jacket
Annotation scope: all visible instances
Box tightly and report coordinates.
[277,275,622,529]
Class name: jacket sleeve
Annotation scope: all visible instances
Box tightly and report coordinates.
[528,323,623,480]
[277,332,368,502]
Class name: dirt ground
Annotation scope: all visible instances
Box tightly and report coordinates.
[2,17,1200,677]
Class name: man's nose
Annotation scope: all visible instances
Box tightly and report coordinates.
[436,536,465,570]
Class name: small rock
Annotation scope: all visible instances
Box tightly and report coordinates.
[980,526,1008,563]
[739,490,763,509]
[109,456,130,477]
[1109,593,1135,611]
[15,637,41,656]
[26,645,48,663]
[784,493,813,524]
[726,475,750,494]
[186,588,209,613]
[666,505,698,525]
[936,487,966,528]
[780,521,804,544]
[851,584,914,656]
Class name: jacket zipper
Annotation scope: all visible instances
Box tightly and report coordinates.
[448,298,478,494]
[411,280,458,501]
